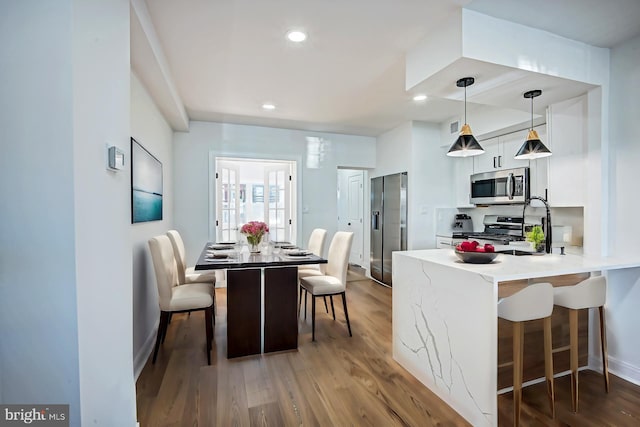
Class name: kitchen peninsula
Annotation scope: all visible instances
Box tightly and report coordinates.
[392,249,640,426]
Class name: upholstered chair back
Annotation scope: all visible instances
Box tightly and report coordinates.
[325,231,354,288]
[307,228,328,273]
[166,230,187,284]
[148,235,179,311]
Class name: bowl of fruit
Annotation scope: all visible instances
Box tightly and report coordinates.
[454,241,498,264]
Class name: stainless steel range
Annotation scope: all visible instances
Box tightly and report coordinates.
[453,215,542,245]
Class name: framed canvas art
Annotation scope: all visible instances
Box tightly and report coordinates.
[131,138,163,223]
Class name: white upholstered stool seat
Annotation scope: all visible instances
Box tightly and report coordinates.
[553,275,609,412]
[498,282,555,426]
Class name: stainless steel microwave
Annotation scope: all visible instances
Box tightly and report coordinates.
[470,167,530,205]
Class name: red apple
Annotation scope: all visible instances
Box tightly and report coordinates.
[484,244,495,253]
[459,241,474,251]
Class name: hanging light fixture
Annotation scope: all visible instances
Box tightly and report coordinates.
[514,90,552,160]
[447,77,484,157]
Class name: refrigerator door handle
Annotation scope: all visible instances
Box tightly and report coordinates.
[372,211,380,230]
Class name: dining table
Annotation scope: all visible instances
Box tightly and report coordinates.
[194,242,327,358]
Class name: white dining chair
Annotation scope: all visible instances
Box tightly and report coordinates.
[553,275,609,412]
[148,235,214,365]
[498,282,555,426]
[299,231,353,341]
[167,230,217,321]
[298,228,328,318]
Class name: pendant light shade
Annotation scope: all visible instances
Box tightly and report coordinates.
[514,90,552,160]
[447,77,484,157]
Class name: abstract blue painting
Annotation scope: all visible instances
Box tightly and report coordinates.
[131,138,163,223]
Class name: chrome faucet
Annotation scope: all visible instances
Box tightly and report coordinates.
[522,196,552,254]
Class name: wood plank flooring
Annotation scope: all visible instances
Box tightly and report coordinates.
[136,276,640,426]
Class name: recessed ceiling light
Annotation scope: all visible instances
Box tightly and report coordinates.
[262,103,276,110]
[286,30,307,43]
[413,94,428,102]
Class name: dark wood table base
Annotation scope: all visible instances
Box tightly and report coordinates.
[226,269,262,358]
[195,245,327,359]
[264,266,299,353]
[226,266,299,358]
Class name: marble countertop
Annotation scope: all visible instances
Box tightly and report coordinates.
[395,249,640,281]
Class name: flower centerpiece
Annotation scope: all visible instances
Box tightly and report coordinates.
[241,221,269,253]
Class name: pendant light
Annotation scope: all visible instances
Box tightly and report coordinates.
[447,77,484,157]
[514,90,552,160]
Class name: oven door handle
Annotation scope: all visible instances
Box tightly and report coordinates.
[507,173,514,200]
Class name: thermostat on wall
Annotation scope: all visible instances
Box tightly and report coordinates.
[108,146,125,170]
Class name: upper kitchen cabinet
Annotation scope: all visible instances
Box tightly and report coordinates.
[545,94,587,207]
[473,132,530,173]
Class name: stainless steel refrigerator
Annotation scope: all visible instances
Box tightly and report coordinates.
[370,172,407,286]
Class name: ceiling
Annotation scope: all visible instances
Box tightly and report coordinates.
[133,0,640,136]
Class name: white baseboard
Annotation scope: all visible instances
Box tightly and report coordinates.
[134,320,159,380]
[591,354,640,386]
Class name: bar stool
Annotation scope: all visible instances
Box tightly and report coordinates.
[498,283,555,427]
[553,275,609,412]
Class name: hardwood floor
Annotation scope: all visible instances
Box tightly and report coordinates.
[136,277,640,426]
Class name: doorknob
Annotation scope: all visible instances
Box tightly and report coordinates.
[348,222,351,226]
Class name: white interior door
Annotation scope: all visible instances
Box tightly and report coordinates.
[343,170,364,265]
[216,161,241,242]
[264,164,292,243]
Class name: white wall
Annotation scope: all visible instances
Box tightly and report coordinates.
[410,122,454,249]
[0,1,80,418]
[373,122,412,178]
[130,72,174,377]
[606,34,640,383]
[72,0,136,425]
[1,1,137,425]
[374,121,451,250]
[172,121,376,267]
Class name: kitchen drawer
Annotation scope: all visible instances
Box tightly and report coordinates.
[436,235,465,249]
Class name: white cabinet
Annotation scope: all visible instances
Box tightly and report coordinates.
[473,136,501,172]
[508,126,549,199]
[473,133,530,173]
[470,126,548,200]
[529,154,549,199]
[436,235,467,249]
[545,94,587,206]
[436,235,455,249]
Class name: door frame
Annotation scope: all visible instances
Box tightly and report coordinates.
[209,153,300,244]
[337,168,367,267]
